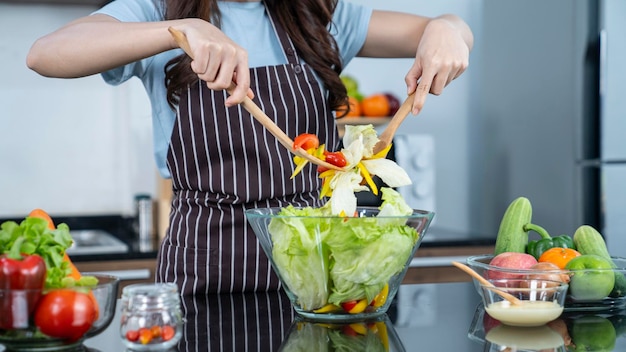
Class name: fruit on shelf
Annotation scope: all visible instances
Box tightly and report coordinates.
[383,92,401,116]
[336,96,361,118]
[341,75,363,101]
[361,94,390,117]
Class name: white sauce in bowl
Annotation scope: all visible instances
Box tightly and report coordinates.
[485,301,563,327]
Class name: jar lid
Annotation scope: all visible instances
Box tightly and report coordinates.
[122,283,180,310]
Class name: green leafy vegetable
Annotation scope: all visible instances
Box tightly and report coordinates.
[0,217,76,289]
[268,187,419,310]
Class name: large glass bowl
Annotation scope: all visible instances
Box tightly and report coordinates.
[467,254,626,311]
[0,273,120,351]
[245,206,434,322]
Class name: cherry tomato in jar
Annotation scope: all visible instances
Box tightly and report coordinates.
[125,330,139,342]
[34,289,97,342]
[161,325,176,341]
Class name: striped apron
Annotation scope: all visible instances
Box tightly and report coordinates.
[156,11,338,295]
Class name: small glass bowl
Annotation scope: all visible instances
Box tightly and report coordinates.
[245,206,434,322]
[480,278,568,327]
[0,273,120,351]
[467,254,626,311]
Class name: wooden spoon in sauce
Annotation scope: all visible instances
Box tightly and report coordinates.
[451,261,523,306]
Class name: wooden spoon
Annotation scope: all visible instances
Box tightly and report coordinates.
[167,27,342,171]
[372,92,415,155]
[451,261,523,306]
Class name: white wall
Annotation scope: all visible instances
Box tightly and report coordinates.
[0,3,154,217]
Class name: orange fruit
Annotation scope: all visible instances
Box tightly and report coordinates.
[336,96,361,118]
[538,247,582,269]
[361,94,390,117]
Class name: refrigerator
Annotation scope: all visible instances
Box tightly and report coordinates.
[475,0,626,257]
[588,0,626,257]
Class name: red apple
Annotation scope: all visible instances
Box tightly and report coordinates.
[486,252,538,280]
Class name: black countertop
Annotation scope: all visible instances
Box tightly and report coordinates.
[0,214,496,263]
[76,281,626,352]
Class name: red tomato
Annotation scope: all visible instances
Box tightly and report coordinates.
[324,151,347,167]
[293,133,319,151]
[126,330,140,342]
[161,325,176,341]
[150,325,162,338]
[139,327,152,344]
[34,289,96,341]
[341,300,358,312]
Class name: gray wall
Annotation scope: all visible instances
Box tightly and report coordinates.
[471,0,593,239]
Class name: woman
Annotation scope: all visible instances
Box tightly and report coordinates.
[27,0,473,295]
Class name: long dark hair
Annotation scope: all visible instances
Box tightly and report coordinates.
[163,0,348,115]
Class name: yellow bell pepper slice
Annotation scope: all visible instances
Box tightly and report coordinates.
[313,304,342,314]
[372,284,389,308]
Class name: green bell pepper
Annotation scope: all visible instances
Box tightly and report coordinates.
[525,223,576,260]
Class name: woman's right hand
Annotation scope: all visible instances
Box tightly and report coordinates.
[169,20,251,106]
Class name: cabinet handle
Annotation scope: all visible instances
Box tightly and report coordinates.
[87,269,151,280]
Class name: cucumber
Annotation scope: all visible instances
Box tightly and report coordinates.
[494,197,533,255]
[573,225,626,298]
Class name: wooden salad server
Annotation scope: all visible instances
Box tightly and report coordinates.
[372,92,415,155]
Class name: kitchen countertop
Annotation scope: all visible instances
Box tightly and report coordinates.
[0,214,496,263]
[76,281,626,351]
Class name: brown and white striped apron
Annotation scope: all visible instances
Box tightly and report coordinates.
[156,11,338,295]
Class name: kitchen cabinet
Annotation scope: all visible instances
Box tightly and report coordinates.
[74,258,156,296]
[404,245,494,284]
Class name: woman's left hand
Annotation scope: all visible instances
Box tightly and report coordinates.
[406,16,472,115]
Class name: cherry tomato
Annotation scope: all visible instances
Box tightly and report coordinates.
[340,300,358,312]
[324,151,347,167]
[161,325,176,341]
[139,327,152,344]
[150,325,162,338]
[293,133,319,151]
[125,330,139,342]
[34,289,96,341]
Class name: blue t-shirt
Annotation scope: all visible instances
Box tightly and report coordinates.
[94,0,372,178]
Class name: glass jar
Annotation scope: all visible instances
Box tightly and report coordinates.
[119,283,183,351]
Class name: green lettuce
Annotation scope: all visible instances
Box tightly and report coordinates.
[269,188,419,310]
[0,217,73,288]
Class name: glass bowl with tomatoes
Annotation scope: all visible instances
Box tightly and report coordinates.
[245,206,434,322]
[0,273,120,351]
[466,254,626,311]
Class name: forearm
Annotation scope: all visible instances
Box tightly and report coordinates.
[359,11,473,58]
[26,15,196,78]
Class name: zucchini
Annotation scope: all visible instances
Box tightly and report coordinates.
[573,225,626,298]
[494,197,533,255]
